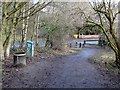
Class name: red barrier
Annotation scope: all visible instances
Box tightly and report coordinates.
[78,35,99,39]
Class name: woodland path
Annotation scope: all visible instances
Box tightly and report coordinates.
[6,48,116,88]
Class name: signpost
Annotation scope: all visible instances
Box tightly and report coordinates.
[26,40,34,57]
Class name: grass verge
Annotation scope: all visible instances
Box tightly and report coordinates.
[89,48,120,87]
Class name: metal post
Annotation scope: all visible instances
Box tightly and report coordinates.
[79,43,81,48]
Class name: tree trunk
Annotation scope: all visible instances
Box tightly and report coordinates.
[116,1,120,67]
[115,51,120,68]
[1,3,8,59]
[36,32,39,46]
[21,6,26,49]
[45,35,50,47]
[36,12,40,46]
[4,37,11,58]
[4,2,18,58]
[31,15,36,41]
[30,15,37,41]
[13,24,16,49]
[25,3,30,42]
[0,42,4,60]
[21,6,25,49]
[0,3,4,60]
[21,3,30,49]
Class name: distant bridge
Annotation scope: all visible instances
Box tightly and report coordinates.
[83,39,99,46]
[78,35,99,39]
[68,35,103,48]
[76,35,100,46]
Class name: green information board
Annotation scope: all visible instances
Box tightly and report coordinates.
[26,40,34,57]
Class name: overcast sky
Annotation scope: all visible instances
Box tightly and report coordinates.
[33,0,119,3]
[53,0,119,2]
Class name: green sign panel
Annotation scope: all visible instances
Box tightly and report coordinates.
[26,40,34,57]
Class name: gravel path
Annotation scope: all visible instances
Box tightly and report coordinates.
[6,48,115,88]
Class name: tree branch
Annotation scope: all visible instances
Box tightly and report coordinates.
[18,1,52,22]
[7,2,27,18]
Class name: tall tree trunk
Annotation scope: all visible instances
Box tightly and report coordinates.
[0,3,4,60]
[2,3,8,59]
[4,2,18,58]
[13,23,16,49]
[31,15,36,41]
[21,3,30,49]
[118,1,120,42]
[117,1,120,67]
[36,12,39,46]
[21,6,26,49]
[25,3,30,42]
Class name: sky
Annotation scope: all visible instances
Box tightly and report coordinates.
[54,0,120,2]
[33,0,120,3]
[0,0,119,3]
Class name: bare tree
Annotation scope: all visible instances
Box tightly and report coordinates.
[0,3,4,60]
[83,0,120,67]
[1,1,51,59]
